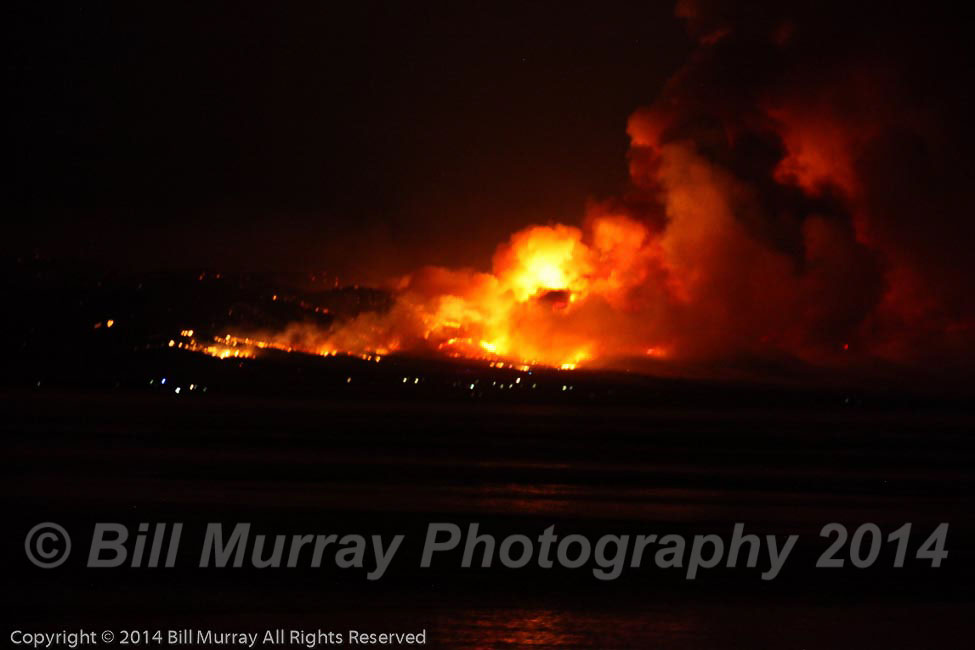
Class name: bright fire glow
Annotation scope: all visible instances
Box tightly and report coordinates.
[172,215,674,370]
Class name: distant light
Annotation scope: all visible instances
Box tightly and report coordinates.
[403,377,408,383]
[168,339,175,347]
[346,377,352,383]
[161,378,167,385]
[174,387,181,394]
[515,377,521,384]
[562,385,567,391]
[469,383,475,390]
[106,319,114,328]
[414,377,419,384]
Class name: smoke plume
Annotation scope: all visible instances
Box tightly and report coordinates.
[259,0,975,372]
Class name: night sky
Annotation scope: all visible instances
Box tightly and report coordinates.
[6,1,973,288]
[7,2,690,279]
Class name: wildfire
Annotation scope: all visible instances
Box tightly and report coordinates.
[166,1,974,373]
[166,208,732,370]
[172,329,394,364]
[164,216,674,370]
[173,332,258,360]
[303,216,670,369]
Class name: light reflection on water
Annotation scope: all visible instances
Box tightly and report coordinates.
[438,607,699,649]
[427,601,975,649]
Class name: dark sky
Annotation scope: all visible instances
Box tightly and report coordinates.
[7,2,691,280]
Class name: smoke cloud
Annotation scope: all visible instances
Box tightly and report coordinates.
[257,1,975,373]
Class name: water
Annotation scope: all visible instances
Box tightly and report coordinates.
[3,392,974,647]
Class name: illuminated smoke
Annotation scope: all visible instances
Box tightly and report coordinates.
[234,0,974,371]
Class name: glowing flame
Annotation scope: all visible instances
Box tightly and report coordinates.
[183,214,674,369]
[368,217,664,367]
[495,224,590,301]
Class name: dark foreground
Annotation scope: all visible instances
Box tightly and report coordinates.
[2,388,974,649]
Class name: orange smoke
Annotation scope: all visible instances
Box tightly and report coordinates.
[248,158,871,370]
[231,104,960,371]
[219,1,974,374]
